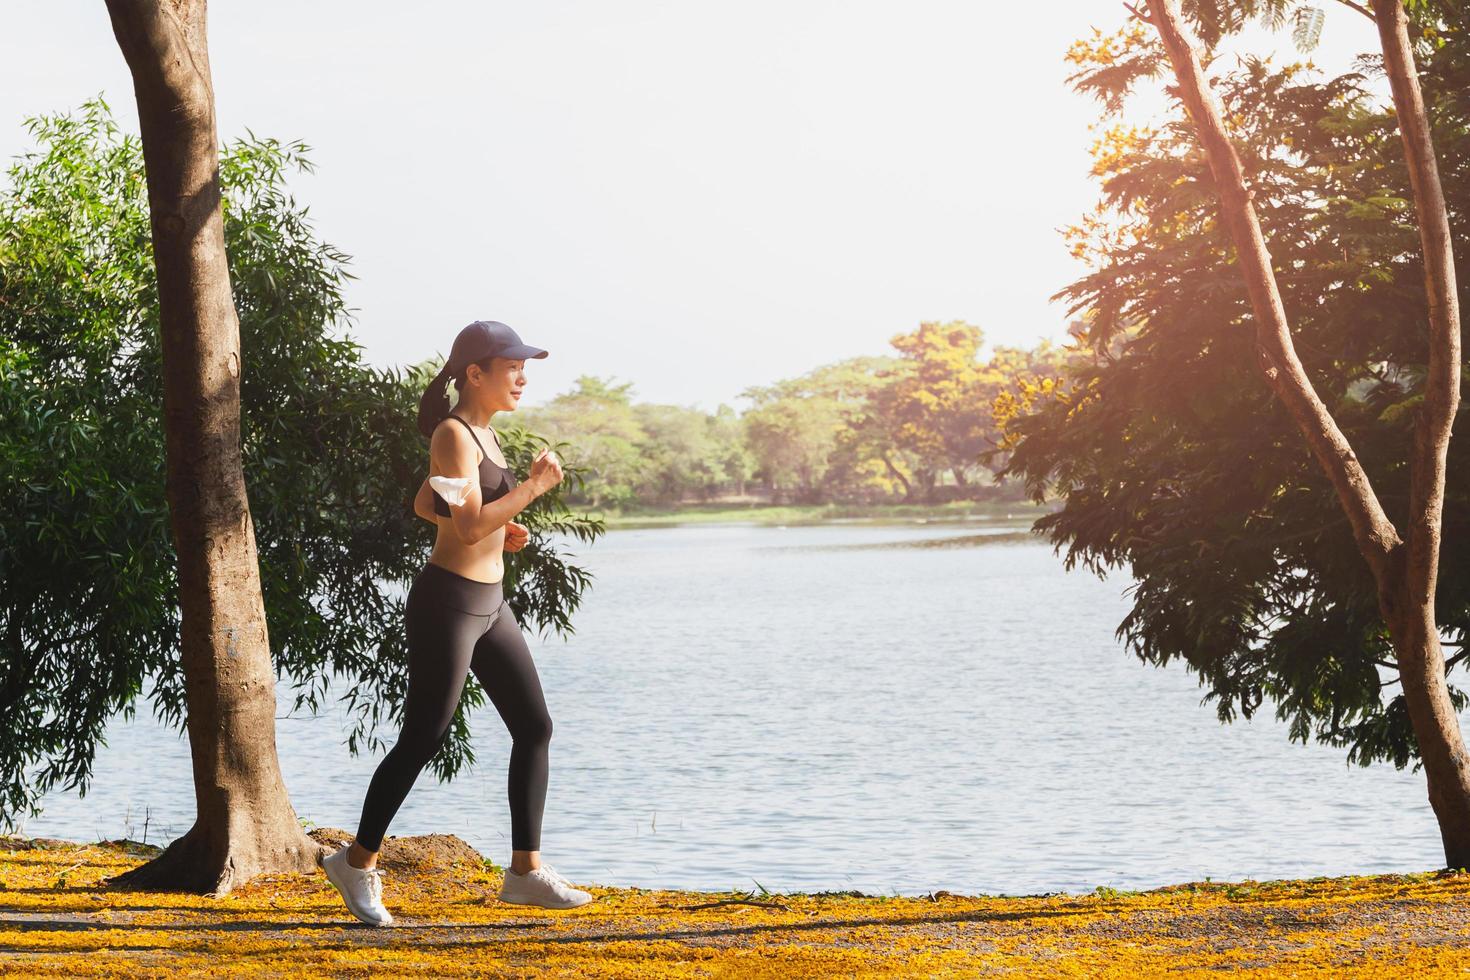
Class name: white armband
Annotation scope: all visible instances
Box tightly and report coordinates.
[429,475,474,507]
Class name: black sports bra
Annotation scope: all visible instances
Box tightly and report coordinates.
[432,414,519,517]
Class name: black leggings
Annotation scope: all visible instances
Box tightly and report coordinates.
[354,561,552,853]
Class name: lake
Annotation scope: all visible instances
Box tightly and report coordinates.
[19,519,1460,897]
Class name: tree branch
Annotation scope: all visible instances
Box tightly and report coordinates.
[1122,1,1153,23]
[1328,0,1377,22]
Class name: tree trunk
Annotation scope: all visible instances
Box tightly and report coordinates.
[878,452,913,499]
[1142,0,1470,868]
[102,0,322,895]
[916,468,938,504]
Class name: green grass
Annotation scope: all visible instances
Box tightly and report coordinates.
[596,499,1055,529]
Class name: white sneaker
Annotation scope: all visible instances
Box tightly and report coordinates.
[498,863,593,909]
[322,844,394,926]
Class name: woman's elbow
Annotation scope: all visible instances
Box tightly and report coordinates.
[452,518,482,546]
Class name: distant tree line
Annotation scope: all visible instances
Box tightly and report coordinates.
[486,323,1072,510]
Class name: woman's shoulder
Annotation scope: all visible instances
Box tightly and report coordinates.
[430,413,465,439]
[429,415,482,456]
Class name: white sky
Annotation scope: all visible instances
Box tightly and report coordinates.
[4,2,1383,412]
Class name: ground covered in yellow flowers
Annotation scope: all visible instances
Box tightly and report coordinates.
[2,830,1469,978]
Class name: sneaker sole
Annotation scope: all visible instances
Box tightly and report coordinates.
[496,891,592,910]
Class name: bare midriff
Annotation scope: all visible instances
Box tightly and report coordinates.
[426,444,510,585]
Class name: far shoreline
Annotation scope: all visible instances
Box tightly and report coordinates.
[591,498,1059,530]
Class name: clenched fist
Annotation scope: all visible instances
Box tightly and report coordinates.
[504,520,530,552]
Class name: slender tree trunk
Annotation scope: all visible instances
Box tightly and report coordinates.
[1142,0,1470,867]
[102,0,322,895]
[878,452,913,499]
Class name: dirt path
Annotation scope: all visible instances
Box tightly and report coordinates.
[2,831,1469,977]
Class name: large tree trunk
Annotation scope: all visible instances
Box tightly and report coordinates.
[1142,0,1470,868]
[102,0,322,895]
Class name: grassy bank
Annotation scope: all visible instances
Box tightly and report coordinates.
[2,833,1468,977]
[597,499,1056,530]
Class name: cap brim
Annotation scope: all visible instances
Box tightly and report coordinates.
[500,345,548,359]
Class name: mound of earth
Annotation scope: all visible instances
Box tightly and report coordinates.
[308,826,490,881]
[0,836,83,851]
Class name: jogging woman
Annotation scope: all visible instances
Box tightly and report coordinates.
[323,320,593,926]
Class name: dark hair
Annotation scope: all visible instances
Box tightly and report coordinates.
[415,355,495,439]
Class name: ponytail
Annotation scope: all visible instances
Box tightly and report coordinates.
[416,363,454,439]
[415,353,497,438]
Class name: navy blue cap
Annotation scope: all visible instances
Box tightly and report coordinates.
[447,320,548,375]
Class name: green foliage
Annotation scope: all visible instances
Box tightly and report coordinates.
[858,322,1069,499]
[1003,14,1470,769]
[512,375,731,508]
[632,402,728,504]
[1181,0,1299,48]
[520,382,748,508]
[0,99,601,828]
[530,374,648,509]
[741,359,883,504]
[1292,7,1327,52]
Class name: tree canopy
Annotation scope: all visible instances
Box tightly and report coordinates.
[999,5,1470,770]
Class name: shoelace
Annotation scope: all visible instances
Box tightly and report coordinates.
[363,867,387,903]
[538,864,573,889]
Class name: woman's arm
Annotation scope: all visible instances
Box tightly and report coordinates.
[456,482,546,544]
[413,477,437,524]
[431,423,554,545]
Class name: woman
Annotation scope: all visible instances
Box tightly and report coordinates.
[322,320,593,926]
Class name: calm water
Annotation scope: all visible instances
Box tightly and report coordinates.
[19,520,1461,896]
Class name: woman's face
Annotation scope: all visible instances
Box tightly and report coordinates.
[467,356,527,412]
